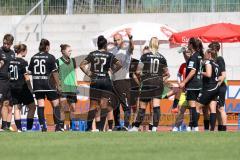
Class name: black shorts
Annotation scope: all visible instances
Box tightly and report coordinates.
[11,84,34,106]
[217,84,227,107]
[0,80,12,105]
[90,78,113,100]
[61,92,77,104]
[197,86,219,105]
[139,77,164,102]
[113,79,131,108]
[34,91,59,101]
[186,90,200,101]
[130,79,139,106]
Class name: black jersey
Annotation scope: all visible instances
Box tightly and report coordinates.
[140,52,167,81]
[84,50,118,79]
[0,47,15,81]
[185,51,203,90]
[28,52,57,92]
[216,56,226,87]
[9,57,28,89]
[216,56,225,74]
[202,60,220,90]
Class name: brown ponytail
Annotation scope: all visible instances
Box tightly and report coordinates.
[60,44,70,52]
[14,43,27,54]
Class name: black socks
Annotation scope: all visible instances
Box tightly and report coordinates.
[210,113,217,131]
[15,119,22,130]
[37,107,46,129]
[87,109,96,131]
[134,108,146,128]
[153,106,161,127]
[172,99,179,109]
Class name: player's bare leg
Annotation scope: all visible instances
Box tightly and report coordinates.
[14,105,22,132]
[69,102,76,130]
[26,102,36,131]
[87,100,98,131]
[129,101,148,132]
[172,106,187,131]
[7,104,13,130]
[1,101,10,130]
[37,99,47,132]
[218,106,227,131]
[96,98,109,131]
[59,98,68,130]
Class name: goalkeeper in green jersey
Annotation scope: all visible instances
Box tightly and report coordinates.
[56,44,78,130]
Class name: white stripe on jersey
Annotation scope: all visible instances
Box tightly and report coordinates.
[207,84,219,92]
[34,90,57,92]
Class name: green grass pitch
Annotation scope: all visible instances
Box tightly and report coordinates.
[0,132,239,160]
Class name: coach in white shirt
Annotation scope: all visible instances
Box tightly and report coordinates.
[109,33,134,131]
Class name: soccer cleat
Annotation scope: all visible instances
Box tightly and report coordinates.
[112,126,121,131]
[107,129,112,132]
[17,129,22,133]
[41,126,47,132]
[192,127,199,132]
[121,126,129,131]
[171,108,179,113]
[55,126,64,132]
[9,126,15,132]
[128,126,139,132]
[148,123,153,131]
[152,127,157,132]
[186,126,192,132]
[172,126,179,132]
[91,129,100,132]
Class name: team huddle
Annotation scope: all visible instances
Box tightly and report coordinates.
[0,33,227,132]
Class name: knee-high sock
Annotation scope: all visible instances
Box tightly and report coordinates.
[15,119,22,130]
[191,107,198,127]
[204,120,210,130]
[153,106,161,127]
[172,99,179,109]
[87,109,96,131]
[7,122,11,128]
[37,107,46,128]
[134,108,146,128]
[1,121,7,129]
[108,120,113,130]
[113,104,120,127]
[210,113,217,131]
[27,118,34,130]
[53,106,61,126]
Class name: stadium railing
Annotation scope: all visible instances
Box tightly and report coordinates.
[1,0,240,15]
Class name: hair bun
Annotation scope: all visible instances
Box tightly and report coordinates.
[14,44,20,53]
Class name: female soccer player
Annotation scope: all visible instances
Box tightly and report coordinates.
[172,47,192,131]
[0,34,15,131]
[9,44,36,132]
[179,37,203,132]
[208,42,227,131]
[28,39,62,132]
[80,35,122,132]
[195,49,220,131]
[56,44,77,130]
[129,37,169,132]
